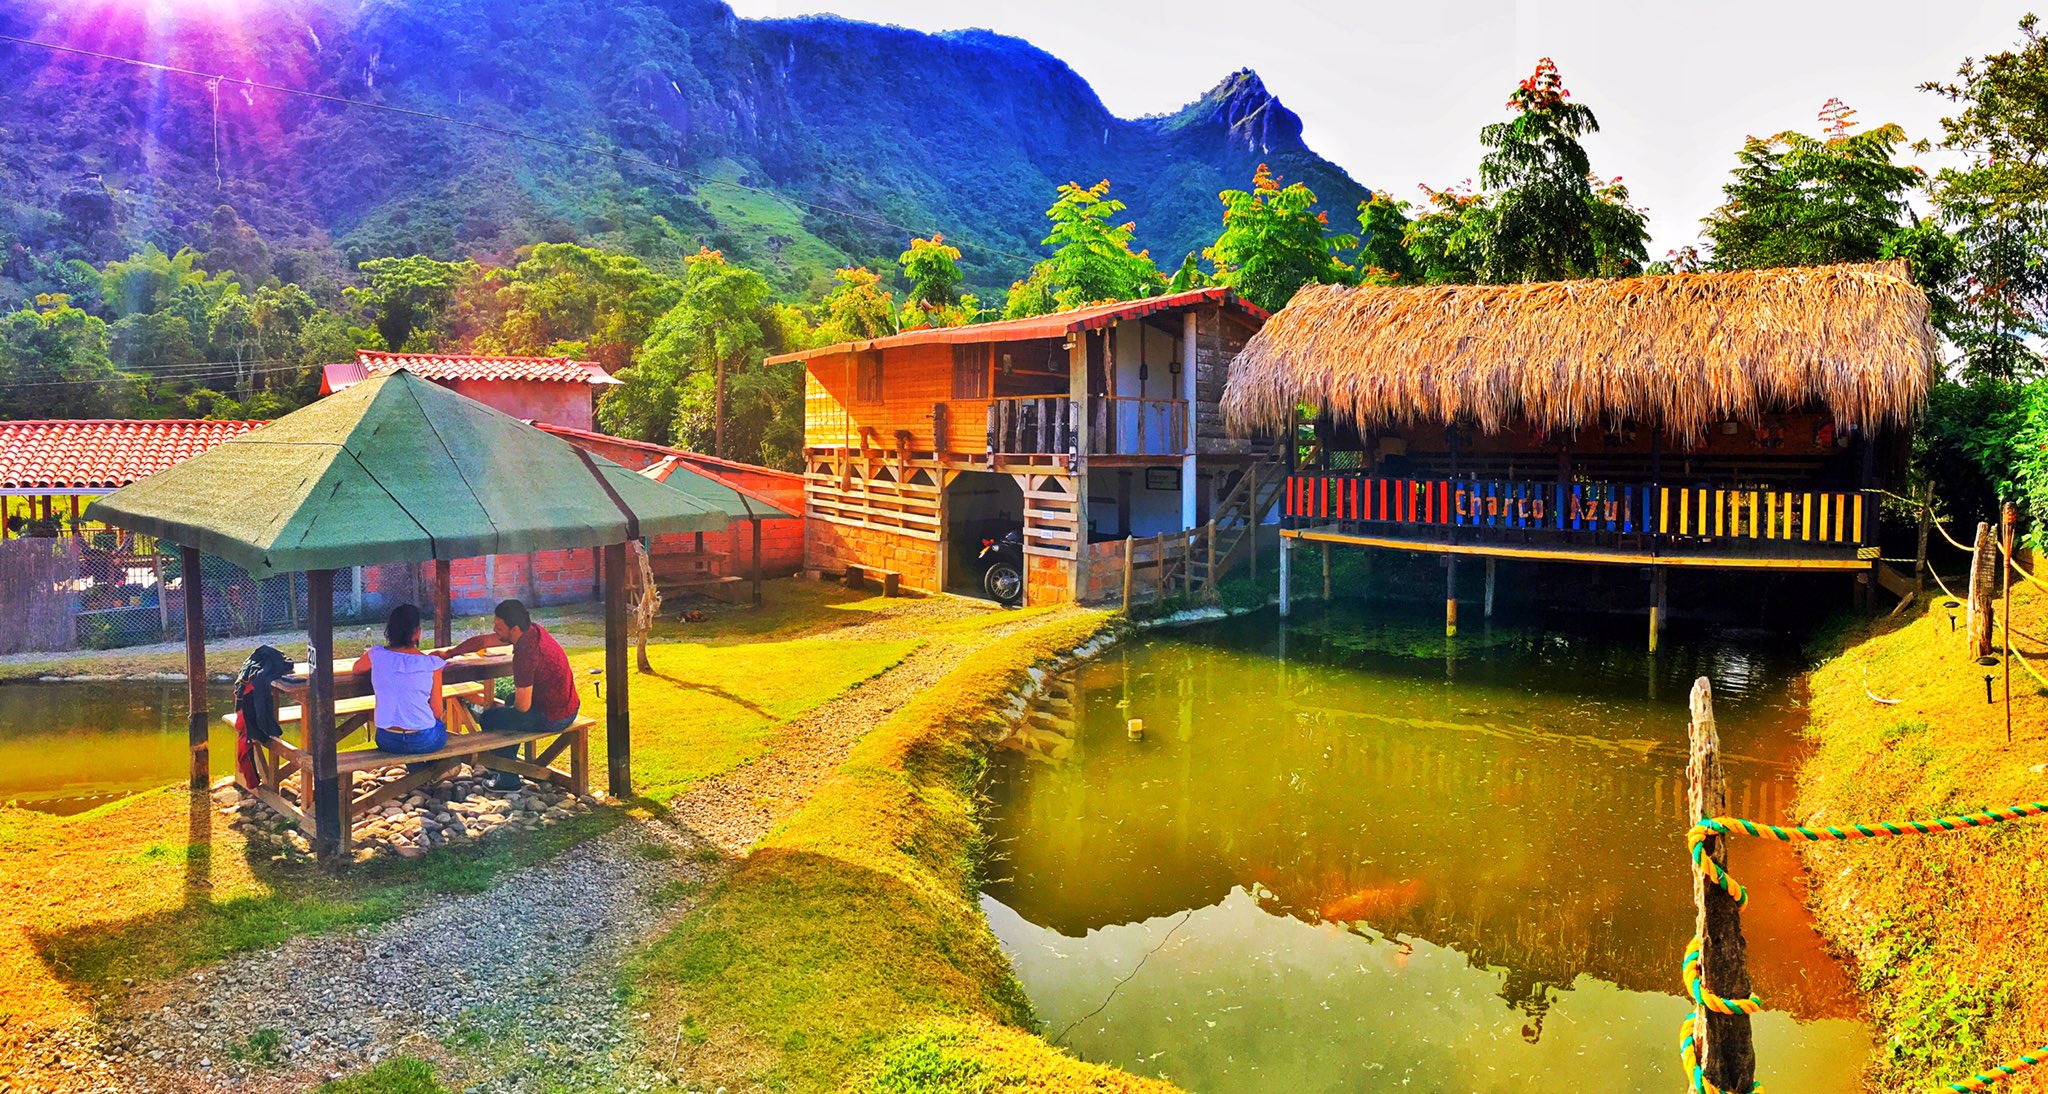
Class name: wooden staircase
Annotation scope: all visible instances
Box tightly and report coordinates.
[1141,450,1286,602]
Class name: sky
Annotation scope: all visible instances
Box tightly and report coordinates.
[726,0,2036,258]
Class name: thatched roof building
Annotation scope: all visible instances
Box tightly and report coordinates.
[1222,261,1937,439]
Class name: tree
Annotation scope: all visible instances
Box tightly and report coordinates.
[1473,58,1646,282]
[1701,99,1922,270]
[0,297,130,418]
[603,248,770,458]
[819,266,896,342]
[347,255,478,351]
[473,243,681,372]
[1004,180,1164,317]
[1355,191,1417,283]
[1920,14,2048,377]
[1403,183,1492,284]
[899,234,963,319]
[1204,164,1357,312]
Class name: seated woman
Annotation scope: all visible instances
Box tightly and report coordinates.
[350,604,448,754]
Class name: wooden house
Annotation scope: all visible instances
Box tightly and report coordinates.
[1220,262,1938,640]
[766,287,1283,603]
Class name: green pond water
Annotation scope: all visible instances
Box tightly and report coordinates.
[981,604,1869,1093]
[0,680,236,813]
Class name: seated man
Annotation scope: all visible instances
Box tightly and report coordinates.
[437,599,581,791]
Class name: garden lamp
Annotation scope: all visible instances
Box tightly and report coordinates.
[1979,655,2001,703]
[1944,600,1961,632]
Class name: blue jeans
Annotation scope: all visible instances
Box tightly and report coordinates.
[375,720,447,754]
[475,705,579,769]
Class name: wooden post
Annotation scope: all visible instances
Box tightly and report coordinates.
[306,569,344,863]
[1247,464,1261,579]
[1208,521,1218,602]
[1688,677,1756,1091]
[2003,503,2015,743]
[433,558,452,647]
[604,542,632,797]
[1445,556,1459,637]
[1970,521,1996,657]
[1069,335,1091,601]
[182,546,208,790]
[750,517,764,606]
[1913,481,1934,594]
[1182,528,1195,599]
[1483,557,1496,618]
[1122,535,1134,612]
[154,548,172,643]
[1278,535,1293,618]
[1649,567,1665,654]
[1321,542,1332,601]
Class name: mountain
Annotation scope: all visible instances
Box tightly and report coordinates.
[0,0,1369,299]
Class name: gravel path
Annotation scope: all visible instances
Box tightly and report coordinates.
[13,593,1081,1094]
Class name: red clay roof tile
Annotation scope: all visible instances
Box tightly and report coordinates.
[0,419,264,491]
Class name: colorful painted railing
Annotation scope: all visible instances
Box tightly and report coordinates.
[1284,476,1869,546]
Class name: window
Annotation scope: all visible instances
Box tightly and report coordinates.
[952,344,990,399]
[856,351,884,404]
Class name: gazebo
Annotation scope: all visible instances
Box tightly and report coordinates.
[89,370,746,862]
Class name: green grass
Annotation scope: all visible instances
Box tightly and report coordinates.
[313,1058,448,1094]
[628,608,1181,1093]
[1798,582,2048,1092]
[690,158,849,300]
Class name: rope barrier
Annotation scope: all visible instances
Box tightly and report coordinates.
[2009,555,2048,596]
[2009,646,2048,692]
[1927,563,1963,603]
[1870,487,1977,553]
[1681,801,2048,1093]
[1934,516,1980,554]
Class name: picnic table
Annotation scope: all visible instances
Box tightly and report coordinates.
[237,644,594,853]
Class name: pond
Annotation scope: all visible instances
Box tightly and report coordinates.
[0,680,236,813]
[981,604,1869,1093]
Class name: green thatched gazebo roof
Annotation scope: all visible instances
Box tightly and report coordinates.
[89,369,733,577]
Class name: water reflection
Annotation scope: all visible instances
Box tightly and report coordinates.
[983,604,1868,1092]
[0,680,235,812]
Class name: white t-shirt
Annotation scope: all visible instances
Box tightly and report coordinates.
[366,646,447,730]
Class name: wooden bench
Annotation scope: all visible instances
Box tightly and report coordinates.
[843,564,901,597]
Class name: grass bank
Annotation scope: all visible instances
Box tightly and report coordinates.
[1799,580,2048,1091]
[629,608,1182,1093]
[0,581,913,1068]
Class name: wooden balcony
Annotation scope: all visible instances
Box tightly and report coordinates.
[986,395,1187,458]
[1283,473,1875,570]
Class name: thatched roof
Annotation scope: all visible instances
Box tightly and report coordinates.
[1221,261,1937,438]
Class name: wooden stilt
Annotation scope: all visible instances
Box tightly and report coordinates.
[1278,536,1293,618]
[1483,557,1496,619]
[604,542,632,797]
[1320,542,1332,601]
[1688,677,1756,1091]
[182,547,208,789]
[1445,556,1459,637]
[306,569,344,864]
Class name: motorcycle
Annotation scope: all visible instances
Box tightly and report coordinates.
[977,529,1024,606]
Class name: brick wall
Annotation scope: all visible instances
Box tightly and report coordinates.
[1081,539,1126,603]
[1026,552,1074,605]
[361,548,602,617]
[806,520,943,592]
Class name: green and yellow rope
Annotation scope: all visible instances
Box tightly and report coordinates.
[1680,802,2048,1093]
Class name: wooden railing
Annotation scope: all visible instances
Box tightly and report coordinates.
[1284,475,1870,548]
[985,395,1188,457]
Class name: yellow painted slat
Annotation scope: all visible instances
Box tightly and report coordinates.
[1786,494,1796,539]
[1803,493,1814,540]
[1820,494,1832,542]
[1679,488,1689,535]
[1285,528,1873,571]
[1834,494,1845,542]
[1748,491,1760,540]
[1766,492,1777,540]
[1659,488,1670,534]
[1853,494,1864,542]
[1714,490,1725,537]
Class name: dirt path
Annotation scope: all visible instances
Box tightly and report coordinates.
[19,595,1082,1094]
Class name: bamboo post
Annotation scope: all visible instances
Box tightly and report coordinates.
[1688,677,1756,1091]
[604,542,632,797]
[1122,535,1134,612]
[306,569,343,863]
[1913,481,1934,594]
[182,546,208,790]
